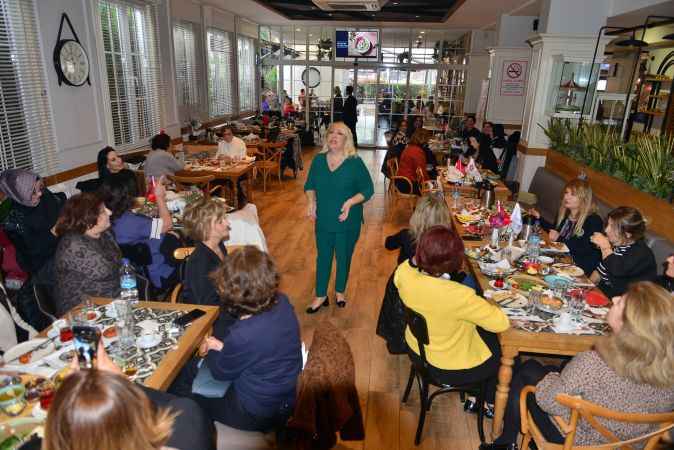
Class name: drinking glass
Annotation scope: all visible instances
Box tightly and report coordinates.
[58,316,73,343]
[113,300,136,350]
[567,289,586,323]
[527,290,541,315]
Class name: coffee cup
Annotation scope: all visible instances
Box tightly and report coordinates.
[556,311,574,330]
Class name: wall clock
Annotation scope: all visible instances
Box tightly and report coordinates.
[53,13,90,87]
[302,67,321,88]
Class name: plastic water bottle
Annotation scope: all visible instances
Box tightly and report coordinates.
[119,258,139,304]
[527,229,541,260]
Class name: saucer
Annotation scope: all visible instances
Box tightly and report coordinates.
[137,333,161,349]
[552,319,578,333]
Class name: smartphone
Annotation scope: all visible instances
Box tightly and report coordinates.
[73,325,101,369]
[173,309,206,328]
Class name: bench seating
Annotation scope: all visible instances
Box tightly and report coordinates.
[524,167,672,272]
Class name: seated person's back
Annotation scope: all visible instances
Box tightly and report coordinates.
[144,133,184,178]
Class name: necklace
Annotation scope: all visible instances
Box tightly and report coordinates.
[327,152,344,171]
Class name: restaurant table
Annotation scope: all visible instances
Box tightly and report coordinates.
[0,299,219,422]
[442,178,510,203]
[449,208,605,439]
[178,160,255,210]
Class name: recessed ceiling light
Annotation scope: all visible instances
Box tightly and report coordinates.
[309,34,313,37]
[415,15,420,18]
[296,28,301,31]
[420,31,425,34]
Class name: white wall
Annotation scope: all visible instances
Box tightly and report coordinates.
[36,0,109,173]
[486,48,531,125]
[539,0,611,34]
[463,30,496,114]
[496,15,538,47]
[36,0,179,175]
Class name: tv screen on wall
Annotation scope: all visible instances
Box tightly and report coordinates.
[335,30,379,58]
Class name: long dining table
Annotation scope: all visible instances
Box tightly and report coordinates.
[450,202,606,440]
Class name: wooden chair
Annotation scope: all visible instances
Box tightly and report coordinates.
[169,247,195,304]
[402,306,487,445]
[168,174,216,197]
[254,141,286,193]
[385,157,399,197]
[388,175,417,215]
[416,166,427,184]
[519,385,674,450]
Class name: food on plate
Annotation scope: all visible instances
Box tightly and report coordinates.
[102,326,117,338]
[553,263,584,277]
[508,276,546,292]
[18,352,32,365]
[540,295,563,310]
[492,291,515,303]
[86,311,98,321]
[548,242,567,251]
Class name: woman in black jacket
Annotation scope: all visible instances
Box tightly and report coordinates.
[529,179,604,276]
[590,206,657,297]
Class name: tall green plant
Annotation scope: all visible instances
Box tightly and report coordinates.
[634,134,674,199]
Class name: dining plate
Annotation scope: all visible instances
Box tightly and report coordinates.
[541,241,570,253]
[5,339,55,366]
[552,263,584,278]
[506,275,547,292]
[484,290,528,308]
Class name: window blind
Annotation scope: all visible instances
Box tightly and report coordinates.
[173,21,199,107]
[207,28,233,118]
[237,35,255,114]
[99,0,163,149]
[0,0,58,176]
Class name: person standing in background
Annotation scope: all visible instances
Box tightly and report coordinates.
[343,85,358,148]
[333,86,343,123]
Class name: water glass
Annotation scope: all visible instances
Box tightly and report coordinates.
[567,290,586,323]
[113,300,136,350]
[527,290,541,314]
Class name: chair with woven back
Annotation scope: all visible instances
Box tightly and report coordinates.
[385,157,399,197]
[519,385,674,450]
[254,141,286,192]
[388,175,417,215]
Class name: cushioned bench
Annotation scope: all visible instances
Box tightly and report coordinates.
[524,167,672,273]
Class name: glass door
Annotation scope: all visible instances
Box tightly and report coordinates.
[377,67,408,146]
[334,67,378,147]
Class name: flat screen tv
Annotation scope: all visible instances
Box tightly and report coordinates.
[335,30,379,58]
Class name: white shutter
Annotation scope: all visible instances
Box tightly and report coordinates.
[173,21,199,107]
[0,0,58,176]
[207,28,233,118]
[237,35,256,114]
[98,0,163,149]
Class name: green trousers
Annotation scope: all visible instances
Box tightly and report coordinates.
[315,226,361,297]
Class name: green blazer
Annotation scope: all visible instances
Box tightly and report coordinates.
[304,153,374,232]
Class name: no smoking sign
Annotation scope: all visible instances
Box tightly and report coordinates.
[501,60,528,96]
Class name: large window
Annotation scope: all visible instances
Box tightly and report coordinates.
[99,0,162,148]
[0,0,57,175]
[207,28,233,118]
[237,36,255,113]
[173,21,199,107]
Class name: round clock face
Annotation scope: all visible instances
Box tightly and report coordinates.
[58,40,89,86]
[301,68,321,88]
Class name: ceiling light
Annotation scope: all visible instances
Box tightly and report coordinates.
[415,15,420,18]
[296,28,301,32]
[420,31,425,34]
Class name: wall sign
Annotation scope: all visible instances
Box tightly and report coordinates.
[500,60,528,96]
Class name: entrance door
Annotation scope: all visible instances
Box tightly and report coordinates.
[334,67,378,147]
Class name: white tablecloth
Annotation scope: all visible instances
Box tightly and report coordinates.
[224,204,268,252]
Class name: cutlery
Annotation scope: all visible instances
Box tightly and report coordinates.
[5,335,59,365]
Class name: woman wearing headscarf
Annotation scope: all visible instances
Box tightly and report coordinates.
[0,169,65,277]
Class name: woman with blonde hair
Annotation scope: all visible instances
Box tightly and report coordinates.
[529,178,604,275]
[181,197,231,307]
[304,122,374,313]
[481,281,674,450]
[385,193,450,263]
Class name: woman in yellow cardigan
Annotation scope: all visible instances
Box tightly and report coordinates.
[394,225,509,398]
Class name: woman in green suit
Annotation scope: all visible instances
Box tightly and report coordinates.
[304,122,374,313]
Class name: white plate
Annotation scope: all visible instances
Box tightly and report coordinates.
[5,339,55,366]
[541,242,570,253]
[484,290,528,308]
[538,255,554,264]
[137,333,161,349]
[552,318,579,333]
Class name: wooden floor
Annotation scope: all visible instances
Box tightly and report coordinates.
[253,147,484,450]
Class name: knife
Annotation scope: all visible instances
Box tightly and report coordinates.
[5,335,59,365]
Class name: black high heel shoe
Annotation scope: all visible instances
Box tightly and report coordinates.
[306,297,329,314]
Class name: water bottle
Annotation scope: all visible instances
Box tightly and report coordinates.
[527,229,541,260]
[119,258,139,304]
